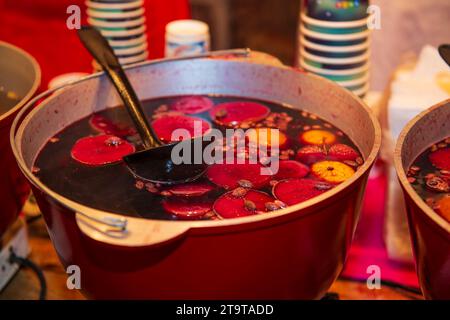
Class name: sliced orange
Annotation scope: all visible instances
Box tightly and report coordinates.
[435,71,450,95]
[247,127,288,149]
[311,160,355,184]
[436,195,450,223]
[300,130,336,145]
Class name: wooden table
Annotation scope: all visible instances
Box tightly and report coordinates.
[0,216,423,300]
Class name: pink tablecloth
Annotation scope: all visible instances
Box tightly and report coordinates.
[341,160,419,289]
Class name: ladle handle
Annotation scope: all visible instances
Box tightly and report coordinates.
[77,26,159,149]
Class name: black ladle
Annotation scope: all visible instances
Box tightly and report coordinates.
[438,44,450,67]
[77,26,209,185]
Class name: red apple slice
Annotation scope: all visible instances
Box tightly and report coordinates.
[273,160,309,180]
[206,162,272,190]
[170,96,214,114]
[213,190,274,219]
[429,147,450,171]
[272,178,332,206]
[162,198,212,219]
[210,101,270,127]
[296,145,326,165]
[152,114,211,143]
[71,134,135,166]
[328,144,359,161]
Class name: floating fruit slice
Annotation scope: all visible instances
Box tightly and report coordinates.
[435,71,450,95]
[299,130,336,145]
[89,114,136,137]
[170,96,214,114]
[151,115,211,143]
[165,182,215,197]
[328,144,359,161]
[71,134,135,166]
[162,198,212,219]
[272,178,332,206]
[213,189,273,219]
[296,145,326,165]
[440,169,450,183]
[429,147,450,171]
[311,160,355,184]
[436,195,450,222]
[210,101,270,127]
[426,176,449,193]
[206,162,272,190]
[247,127,289,149]
[273,160,309,180]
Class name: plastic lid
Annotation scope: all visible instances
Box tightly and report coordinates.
[166,19,209,38]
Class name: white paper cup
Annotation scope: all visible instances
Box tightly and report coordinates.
[313,71,369,82]
[301,12,370,29]
[87,7,144,19]
[86,0,144,10]
[117,50,148,64]
[300,35,369,53]
[300,24,370,41]
[113,42,147,56]
[88,16,145,29]
[300,47,370,64]
[335,73,370,87]
[299,57,369,75]
[98,25,146,37]
[91,50,148,70]
[350,82,370,96]
[107,34,147,47]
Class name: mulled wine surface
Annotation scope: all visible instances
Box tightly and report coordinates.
[407,137,450,223]
[0,88,20,115]
[34,95,364,220]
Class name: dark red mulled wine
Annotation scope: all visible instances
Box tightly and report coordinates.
[0,88,20,115]
[407,137,450,223]
[33,95,363,220]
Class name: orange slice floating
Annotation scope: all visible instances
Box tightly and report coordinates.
[435,71,450,95]
[300,130,336,145]
[311,160,355,184]
[247,127,288,149]
[436,195,450,223]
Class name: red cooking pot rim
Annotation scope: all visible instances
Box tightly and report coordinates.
[0,41,41,125]
[394,99,450,235]
[10,58,381,246]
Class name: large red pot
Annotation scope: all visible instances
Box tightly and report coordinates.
[11,57,380,299]
[394,99,450,299]
[0,41,40,237]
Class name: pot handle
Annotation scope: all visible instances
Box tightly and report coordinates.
[75,211,191,247]
[76,211,127,232]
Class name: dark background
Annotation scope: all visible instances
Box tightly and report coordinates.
[190,0,301,65]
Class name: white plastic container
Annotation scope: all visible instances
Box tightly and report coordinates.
[165,20,210,58]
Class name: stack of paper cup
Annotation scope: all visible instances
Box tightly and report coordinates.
[86,0,148,70]
[298,11,371,98]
